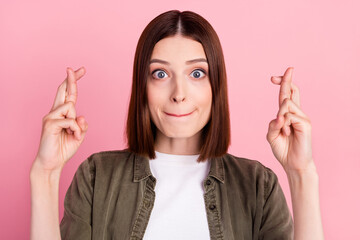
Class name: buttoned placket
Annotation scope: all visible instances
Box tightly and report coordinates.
[130,153,225,240]
[203,177,225,240]
[130,175,157,240]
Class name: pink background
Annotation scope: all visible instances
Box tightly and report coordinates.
[1,0,359,239]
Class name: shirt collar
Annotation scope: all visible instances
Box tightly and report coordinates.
[132,151,225,183]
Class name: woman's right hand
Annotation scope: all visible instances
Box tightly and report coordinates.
[33,67,89,173]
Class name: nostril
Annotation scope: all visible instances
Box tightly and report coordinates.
[173,96,185,102]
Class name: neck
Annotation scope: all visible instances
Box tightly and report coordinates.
[154,130,202,155]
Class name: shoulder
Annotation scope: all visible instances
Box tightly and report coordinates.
[78,148,134,174]
[223,152,275,175]
[86,148,132,163]
[222,153,279,188]
[72,148,138,188]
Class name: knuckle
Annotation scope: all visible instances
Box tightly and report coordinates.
[42,114,53,124]
[306,118,312,127]
[42,115,48,123]
[43,118,53,128]
[66,100,75,108]
[71,118,79,127]
[265,131,270,141]
[284,98,292,105]
[280,98,291,107]
[304,123,312,132]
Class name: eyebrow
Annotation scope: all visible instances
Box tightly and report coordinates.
[149,58,208,65]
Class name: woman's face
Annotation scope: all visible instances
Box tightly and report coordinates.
[147,35,212,141]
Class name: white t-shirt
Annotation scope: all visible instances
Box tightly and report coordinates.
[142,150,211,240]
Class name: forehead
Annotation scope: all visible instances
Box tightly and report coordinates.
[150,35,207,62]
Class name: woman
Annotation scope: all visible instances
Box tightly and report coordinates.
[30,10,324,239]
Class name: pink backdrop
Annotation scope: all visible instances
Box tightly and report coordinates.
[1,0,359,239]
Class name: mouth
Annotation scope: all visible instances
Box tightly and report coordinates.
[164,110,195,117]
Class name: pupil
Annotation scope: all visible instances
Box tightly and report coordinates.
[194,71,200,78]
[158,72,164,78]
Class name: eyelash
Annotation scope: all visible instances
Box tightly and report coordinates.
[151,68,207,80]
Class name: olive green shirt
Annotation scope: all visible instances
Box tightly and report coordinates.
[60,149,294,239]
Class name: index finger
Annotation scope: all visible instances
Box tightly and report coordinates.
[278,67,294,108]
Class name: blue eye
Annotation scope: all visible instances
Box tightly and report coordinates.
[191,69,206,79]
[151,68,207,80]
[152,70,168,79]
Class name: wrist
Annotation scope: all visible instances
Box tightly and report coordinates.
[285,161,319,185]
[286,164,319,191]
[285,159,317,176]
[30,160,62,183]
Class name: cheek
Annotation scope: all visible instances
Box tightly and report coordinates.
[196,83,212,109]
[146,81,159,106]
[146,83,166,114]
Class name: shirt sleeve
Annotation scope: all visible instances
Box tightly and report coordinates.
[60,156,95,239]
[258,166,294,240]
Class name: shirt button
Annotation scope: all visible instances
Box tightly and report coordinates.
[209,204,216,210]
[206,180,211,185]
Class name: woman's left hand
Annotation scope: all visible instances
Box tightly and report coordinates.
[266,67,316,173]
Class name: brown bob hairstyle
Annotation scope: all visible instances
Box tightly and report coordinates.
[126,10,230,162]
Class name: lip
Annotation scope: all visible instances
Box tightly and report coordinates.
[164,110,195,117]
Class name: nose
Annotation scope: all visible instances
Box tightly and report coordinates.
[171,77,186,103]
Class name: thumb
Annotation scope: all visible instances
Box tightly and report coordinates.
[266,115,284,143]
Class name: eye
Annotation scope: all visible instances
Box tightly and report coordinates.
[151,69,168,79]
[191,69,206,79]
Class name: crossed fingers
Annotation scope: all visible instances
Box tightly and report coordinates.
[48,67,86,135]
[271,67,308,135]
[51,67,86,112]
[271,67,301,108]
